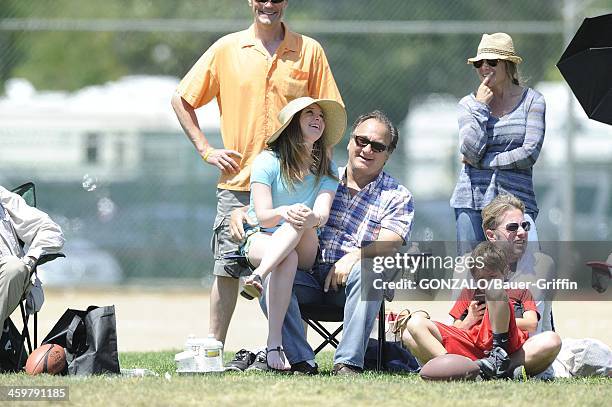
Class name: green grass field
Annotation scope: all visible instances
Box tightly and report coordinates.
[1,351,610,406]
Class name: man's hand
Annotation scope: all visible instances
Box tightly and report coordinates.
[204,148,243,174]
[475,74,494,106]
[324,252,360,292]
[229,208,255,242]
[21,256,36,274]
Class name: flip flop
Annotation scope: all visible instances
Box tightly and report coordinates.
[240,274,263,300]
[266,346,291,373]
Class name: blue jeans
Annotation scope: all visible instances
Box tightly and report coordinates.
[455,208,486,256]
[455,208,538,255]
[259,262,381,369]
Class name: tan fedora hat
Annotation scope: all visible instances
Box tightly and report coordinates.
[267,97,347,147]
[467,33,523,65]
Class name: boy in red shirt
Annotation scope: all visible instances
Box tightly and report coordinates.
[436,241,538,378]
[402,196,561,378]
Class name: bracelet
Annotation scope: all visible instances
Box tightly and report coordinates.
[313,214,322,229]
[202,146,215,161]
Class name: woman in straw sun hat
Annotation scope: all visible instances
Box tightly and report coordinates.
[450,32,547,255]
[238,96,346,371]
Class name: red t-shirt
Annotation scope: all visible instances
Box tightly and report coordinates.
[450,288,539,322]
[445,288,539,352]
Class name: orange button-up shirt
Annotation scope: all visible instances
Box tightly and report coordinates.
[177,23,344,191]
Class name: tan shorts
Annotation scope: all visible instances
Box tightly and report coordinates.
[211,189,250,277]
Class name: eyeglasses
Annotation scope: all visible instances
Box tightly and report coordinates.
[352,135,388,153]
[255,0,285,3]
[472,59,499,68]
[502,221,531,232]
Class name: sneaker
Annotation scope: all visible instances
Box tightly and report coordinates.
[475,347,511,380]
[224,349,256,372]
[331,363,362,376]
[291,361,319,375]
[512,365,528,381]
[245,350,269,372]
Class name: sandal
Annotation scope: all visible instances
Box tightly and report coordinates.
[240,274,263,300]
[266,346,291,373]
[392,308,431,339]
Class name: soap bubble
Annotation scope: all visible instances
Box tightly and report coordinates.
[97,197,116,222]
[82,174,98,192]
[422,227,434,241]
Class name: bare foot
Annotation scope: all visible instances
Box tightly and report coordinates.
[240,274,263,300]
[266,346,290,371]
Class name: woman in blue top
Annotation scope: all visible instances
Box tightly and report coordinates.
[450,33,546,255]
[241,96,346,371]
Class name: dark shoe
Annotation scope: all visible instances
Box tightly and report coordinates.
[224,349,256,372]
[475,347,511,380]
[266,346,292,374]
[332,363,362,376]
[240,274,263,300]
[245,350,269,372]
[291,361,319,375]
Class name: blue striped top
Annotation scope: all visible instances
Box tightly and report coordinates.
[450,87,546,217]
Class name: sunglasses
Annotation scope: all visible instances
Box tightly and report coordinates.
[502,221,531,232]
[353,135,388,153]
[255,0,285,3]
[472,59,499,68]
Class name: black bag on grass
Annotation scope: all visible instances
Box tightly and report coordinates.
[0,318,28,373]
[364,338,420,373]
[42,305,119,375]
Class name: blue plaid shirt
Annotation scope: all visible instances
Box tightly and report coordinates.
[318,167,414,267]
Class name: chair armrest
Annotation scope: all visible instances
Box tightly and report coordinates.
[35,253,66,267]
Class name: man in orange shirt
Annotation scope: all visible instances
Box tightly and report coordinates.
[171,0,343,345]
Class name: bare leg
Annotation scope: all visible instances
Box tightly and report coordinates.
[510,331,561,376]
[265,253,298,370]
[209,276,239,343]
[485,287,510,333]
[246,228,318,369]
[244,226,317,297]
[401,314,446,364]
[252,223,314,281]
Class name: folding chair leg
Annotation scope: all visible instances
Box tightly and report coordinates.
[376,301,386,371]
[312,325,343,354]
[34,313,38,348]
[19,302,32,353]
[304,319,343,354]
[17,302,32,369]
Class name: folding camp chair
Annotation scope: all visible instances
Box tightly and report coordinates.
[223,252,388,369]
[7,182,65,367]
[299,301,387,371]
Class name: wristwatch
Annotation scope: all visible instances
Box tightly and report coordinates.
[23,256,36,272]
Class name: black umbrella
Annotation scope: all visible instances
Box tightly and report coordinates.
[557,13,612,125]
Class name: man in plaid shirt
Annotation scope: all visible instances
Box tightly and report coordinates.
[231,111,413,374]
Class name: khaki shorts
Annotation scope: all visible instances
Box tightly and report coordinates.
[211,189,250,277]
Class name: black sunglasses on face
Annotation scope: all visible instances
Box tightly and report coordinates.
[255,0,285,3]
[353,135,388,153]
[503,221,531,232]
[472,59,499,68]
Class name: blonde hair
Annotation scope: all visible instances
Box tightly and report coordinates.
[504,61,522,86]
[481,193,525,232]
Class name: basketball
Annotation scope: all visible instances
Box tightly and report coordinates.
[24,344,67,375]
[420,353,480,381]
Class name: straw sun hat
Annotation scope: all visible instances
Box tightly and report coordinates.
[267,97,347,147]
[467,32,523,65]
